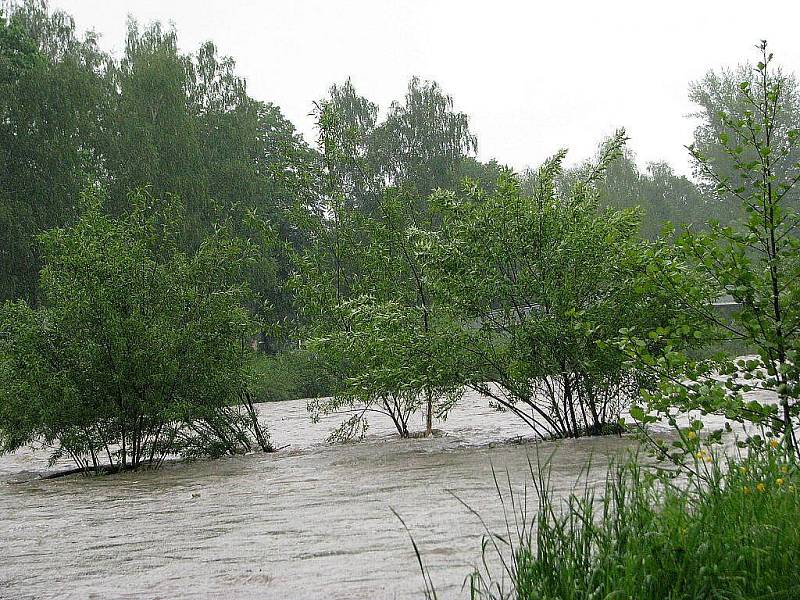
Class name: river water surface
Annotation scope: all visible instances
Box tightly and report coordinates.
[0,391,681,599]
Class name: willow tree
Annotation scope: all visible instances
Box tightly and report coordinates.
[428,132,677,438]
[0,189,272,471]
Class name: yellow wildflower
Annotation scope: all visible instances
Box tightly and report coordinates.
[770,439,779,449]
[776,478,785,486]
[743,486,751,494]
[756,482,766,492]
[687,431,697,440]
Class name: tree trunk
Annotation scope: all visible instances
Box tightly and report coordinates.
[562,372,579,437]
[425,387,433,436]
[243,390,273,452]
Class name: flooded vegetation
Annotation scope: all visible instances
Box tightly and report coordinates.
[0,393,638,599]
[2,1,800,599]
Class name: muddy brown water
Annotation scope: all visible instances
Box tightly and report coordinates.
[0,390,711,600]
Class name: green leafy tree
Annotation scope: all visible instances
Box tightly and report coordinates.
[0,1,107,304]
[0,189,272,471]
[103,20,316,336]
[689,52,800,219]
[430,132,676,438]
[597,152,708,238]
[623,42,800,462]
[371,76,477,200]
[315,76,478,215]
[293,104,464,439]
[313,78,380,212]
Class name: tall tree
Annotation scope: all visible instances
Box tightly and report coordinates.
[689,57,800,218]
[0,1,107,303]
[315,78,379,211]
[371,76,477,200]
[624,42,800,462]
[597,151,708,238]
[295,103,464,439]
[1,2,317,338]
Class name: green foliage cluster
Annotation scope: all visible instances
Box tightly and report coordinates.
[3,0,800,463]
[0,1,313,327]
[690,58,800,216]
[0,2,107,303]
[294,42,800,442]
[1,1,501,454]
[427,133,680,439]
[462,447,800,600]
[0,191,271,470]
[622,42,800,462]
[315,76,479,214]
[296,120,680,439]
[247,349,334,404]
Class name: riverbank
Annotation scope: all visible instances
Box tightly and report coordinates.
[463,446,800,599]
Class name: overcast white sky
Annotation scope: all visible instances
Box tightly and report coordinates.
[50,0,800,176]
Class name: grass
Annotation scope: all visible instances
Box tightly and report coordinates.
[459,447,800,600]
[404,446,800,599]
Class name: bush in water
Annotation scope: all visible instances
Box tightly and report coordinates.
[426,133,684,439]
[0,189,272,472]
[621,43,800,463]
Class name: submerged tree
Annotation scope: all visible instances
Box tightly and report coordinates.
[428,132,677,438]
[0,189,272,471]
[293,91,467,440]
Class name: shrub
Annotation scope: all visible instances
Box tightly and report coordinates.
[0,189,271,471]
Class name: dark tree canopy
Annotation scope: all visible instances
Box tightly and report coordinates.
[0,2,315,329]
[0,2,107,303]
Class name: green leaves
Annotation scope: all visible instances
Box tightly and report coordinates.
[627,402,662,429]
[627,42,800,464]
[0,188,264,468]
[295,111,468,438]
[423,138,673,438]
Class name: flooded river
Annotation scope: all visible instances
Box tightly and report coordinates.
[0,391,663,599]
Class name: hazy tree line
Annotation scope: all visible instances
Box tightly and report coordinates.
[2,1,753,312]
[1,0,799,468]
